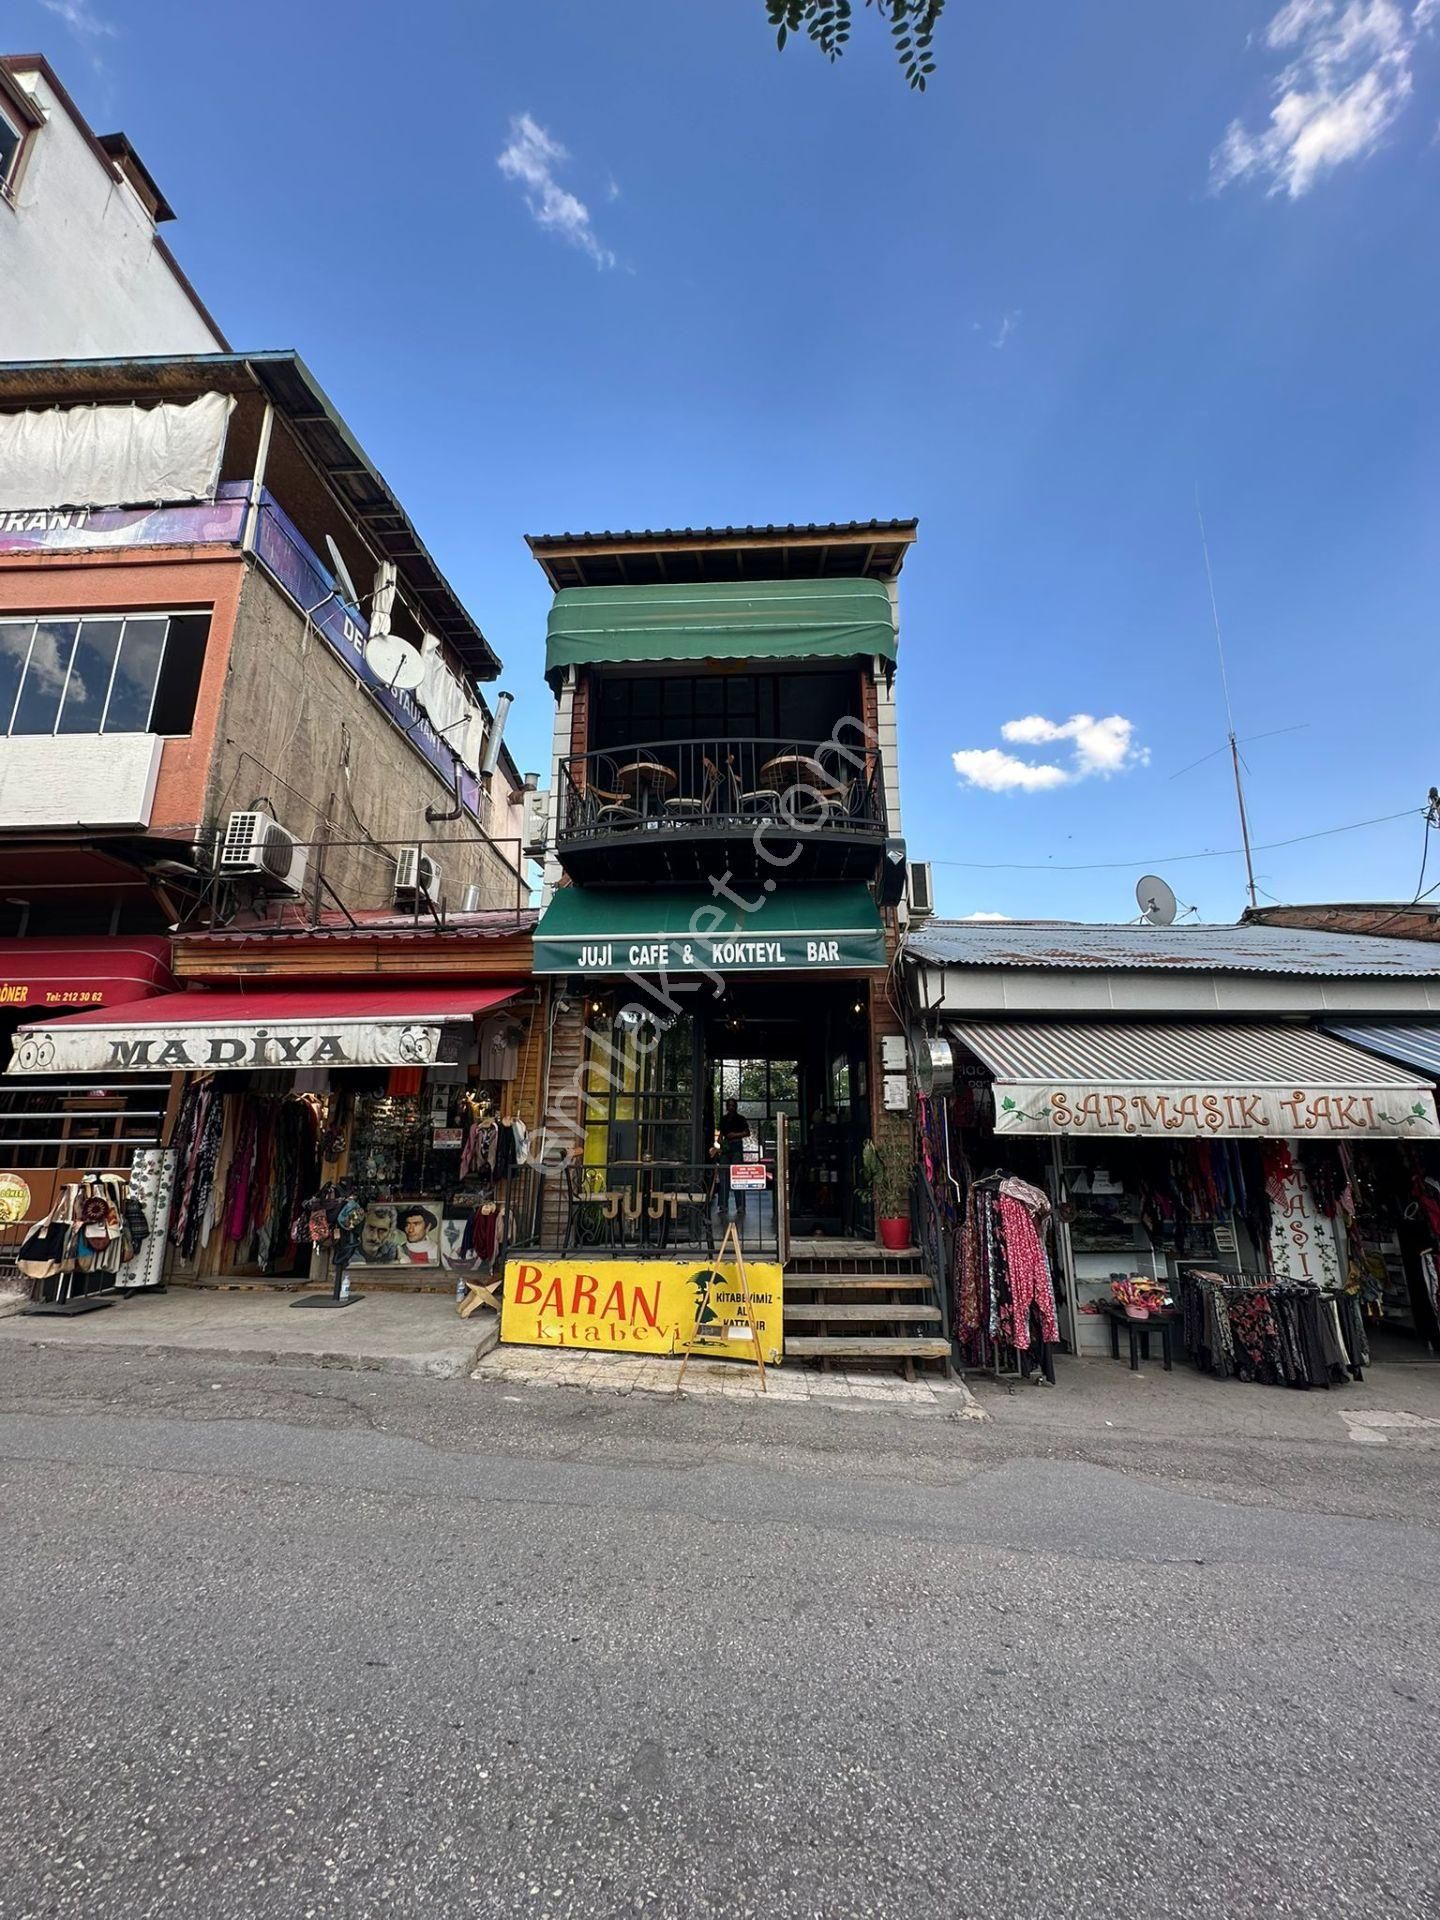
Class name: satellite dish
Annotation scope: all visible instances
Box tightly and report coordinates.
[324,535,360,608]
[1136,874,1177,927]
[364,630,424,692]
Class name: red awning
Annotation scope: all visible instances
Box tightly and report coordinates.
[8,983,522,1075]
[18,983,518,1030]
[0,936,174,1014]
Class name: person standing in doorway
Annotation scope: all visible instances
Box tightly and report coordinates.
[719,1098,751,1220]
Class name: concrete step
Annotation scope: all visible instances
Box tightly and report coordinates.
[784,1302,942,1324]
[784,1335,953,1361]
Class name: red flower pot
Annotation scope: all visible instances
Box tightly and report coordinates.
[878,1216,911,1251]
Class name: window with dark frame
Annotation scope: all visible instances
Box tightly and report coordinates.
[0,611,210,738]
[591,670,858,754]
[582,1015,698,1172]
[0,104,22,194]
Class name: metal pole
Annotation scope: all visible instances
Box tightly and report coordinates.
[1230,733,1259,911]
[242,400,275,553]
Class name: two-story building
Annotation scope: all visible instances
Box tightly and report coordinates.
[505,520,949,1371]
[0,352,541,1294]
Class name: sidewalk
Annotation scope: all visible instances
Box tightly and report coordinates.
[476,1342,985,1416]
[0,1285,496,1380]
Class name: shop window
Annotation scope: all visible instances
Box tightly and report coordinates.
[583,1015,697,1169]
[0,610,210,737]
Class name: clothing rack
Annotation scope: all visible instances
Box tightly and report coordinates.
[1179,1270,1368,1388]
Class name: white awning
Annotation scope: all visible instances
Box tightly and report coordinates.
[948,1021,1440,1140]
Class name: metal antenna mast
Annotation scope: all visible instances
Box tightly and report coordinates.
[1196,490,1258,911]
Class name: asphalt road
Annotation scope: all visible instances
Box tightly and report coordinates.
[0,1350,1437,1920]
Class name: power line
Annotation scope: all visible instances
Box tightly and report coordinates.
[928,805,1422,874]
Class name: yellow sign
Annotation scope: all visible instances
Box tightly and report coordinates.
[502,1257,783,1365]
[0,1173,31,1224]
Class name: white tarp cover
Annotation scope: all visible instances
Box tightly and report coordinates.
[0,394,235,511]
[417,633,487,774]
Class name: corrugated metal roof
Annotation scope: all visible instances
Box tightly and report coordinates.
[181,908,537,945]
[527,519,917,546]
[1323,1022,1440,1079]
[905,920,1440,978]
[949,1021,1434,1091]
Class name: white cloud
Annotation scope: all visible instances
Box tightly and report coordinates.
[953,713,1148,793]
[40,0,116,37]
[992,310,1021,349]
[951,748,1072,793]
[960,911,1010,921]
[497,113,615,269]
[1213,0,1437,197]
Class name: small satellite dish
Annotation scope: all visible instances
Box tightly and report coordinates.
[1136,874,1178,927]
[364,629,424,693]
[324,535,361,608]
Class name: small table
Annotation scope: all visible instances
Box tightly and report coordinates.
[614,761,678,817]
[1096,1300,1178,1372]
[758,753,843,796]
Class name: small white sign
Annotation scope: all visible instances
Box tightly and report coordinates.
[883,1073,909,1112]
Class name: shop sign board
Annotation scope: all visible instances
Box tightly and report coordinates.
[533,931,886,975]
[502,1257,784,1364]
[728,1163,768,1190]
[1266,1161,1344,1289]
[992,1081,1440,1141]
[7,1020,443,1076]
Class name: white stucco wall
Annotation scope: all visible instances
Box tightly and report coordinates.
[0,66,222,359]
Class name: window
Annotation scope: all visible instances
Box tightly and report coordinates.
[0,105,22,196]
[0,611,209,738]
[592,670,856,752]
[583,1015,698,1171]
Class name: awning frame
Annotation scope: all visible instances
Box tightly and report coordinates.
[948,1019,1440,1141]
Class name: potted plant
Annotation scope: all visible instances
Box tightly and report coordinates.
[860,1137,913,1251]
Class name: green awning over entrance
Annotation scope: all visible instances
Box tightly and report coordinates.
[544,578,897,678]
[533,884,887,975]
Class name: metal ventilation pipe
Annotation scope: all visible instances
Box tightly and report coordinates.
[479,690,513,777]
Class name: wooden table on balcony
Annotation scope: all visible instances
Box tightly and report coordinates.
[614,760,678,818]
[759,754,847,821]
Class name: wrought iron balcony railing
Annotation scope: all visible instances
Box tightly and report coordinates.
[557,737,886,844]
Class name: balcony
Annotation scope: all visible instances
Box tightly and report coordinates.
[555,737,887,883]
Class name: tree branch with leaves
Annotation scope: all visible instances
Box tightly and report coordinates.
[765,1,946,90]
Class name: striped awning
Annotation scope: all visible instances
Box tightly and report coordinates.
[1323,1022,1440,1081]
[947,1020,1439,1140]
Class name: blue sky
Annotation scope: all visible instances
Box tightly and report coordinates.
[22,0,1440,920]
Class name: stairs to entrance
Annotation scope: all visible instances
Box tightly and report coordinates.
[783,1240,951,1376]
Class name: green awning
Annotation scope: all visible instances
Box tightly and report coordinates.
[544,578,897,678]
[534,884,887,975]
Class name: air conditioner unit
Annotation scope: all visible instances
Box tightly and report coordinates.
[907,859,935,918]
[521,788,549,859]
[394,846,443,905]
[218,810,308,895]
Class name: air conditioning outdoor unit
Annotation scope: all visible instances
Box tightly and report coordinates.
[521,788,549,860]
[907,859,935,918]
[394,845,443,905]
[218,810,308,896]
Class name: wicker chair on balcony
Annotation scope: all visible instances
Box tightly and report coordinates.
[726,760,778,818]
[664,756,720,822]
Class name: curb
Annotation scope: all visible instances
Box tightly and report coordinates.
[0,1329,493,1381]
